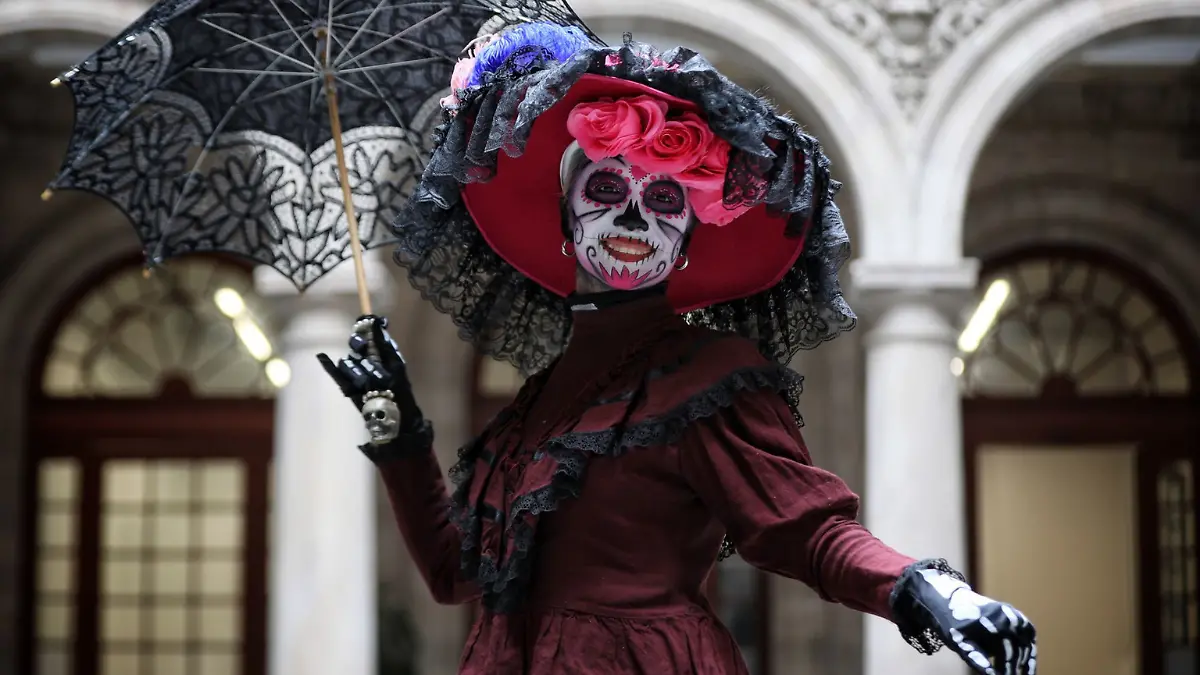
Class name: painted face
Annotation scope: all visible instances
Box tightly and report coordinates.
[568,157,695,291]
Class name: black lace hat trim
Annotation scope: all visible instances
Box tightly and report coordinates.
[889,558,970,655]
[449,362,804,613]
[392,34,855,375]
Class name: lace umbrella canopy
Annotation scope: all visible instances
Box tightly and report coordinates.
[45,0,600,310]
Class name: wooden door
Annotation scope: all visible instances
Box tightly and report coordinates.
[28,433,271,675]
[20,257,279,675]
[1138,442,1200,675]
[962,248,1200,675]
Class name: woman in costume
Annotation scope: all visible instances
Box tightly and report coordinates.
[319,22,1036,675]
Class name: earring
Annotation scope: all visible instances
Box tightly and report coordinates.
[561,241,573,257]
[674,254,689,271]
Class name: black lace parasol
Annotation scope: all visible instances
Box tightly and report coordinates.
[45,0,600,311]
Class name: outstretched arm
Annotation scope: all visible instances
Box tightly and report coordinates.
[678,387,912,618]
[318,315,479,605]
[679,386,1035,674]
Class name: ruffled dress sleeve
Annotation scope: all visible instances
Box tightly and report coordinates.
[678,387,915,619]
[364,423,480,605]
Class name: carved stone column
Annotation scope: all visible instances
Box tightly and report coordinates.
[257,256,391,675]
[849,259,978,675]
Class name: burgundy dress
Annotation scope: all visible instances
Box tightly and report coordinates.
[376,292,915,674]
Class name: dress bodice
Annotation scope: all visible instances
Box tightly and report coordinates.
[374,289,916,673]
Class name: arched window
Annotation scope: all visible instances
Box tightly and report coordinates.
[41,258,286,398]
[468,352,770,674]
[961,247,1199,675]
[959,251,1193,398]
[25,256,277,675]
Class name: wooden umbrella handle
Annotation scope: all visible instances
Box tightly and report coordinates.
[324,72,373,316]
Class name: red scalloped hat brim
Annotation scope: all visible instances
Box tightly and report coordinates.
[460,74,807,312]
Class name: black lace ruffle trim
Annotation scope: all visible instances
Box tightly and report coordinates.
[392,34,855,375]
[889,558,970,655]
[450,362,804,613]
[548,366,804,457]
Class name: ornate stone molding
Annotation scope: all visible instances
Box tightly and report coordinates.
[807,0,1015,115]
[848,258,980,329]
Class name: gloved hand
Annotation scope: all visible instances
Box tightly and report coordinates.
[891,560,1036,675]
[317,315,429,455]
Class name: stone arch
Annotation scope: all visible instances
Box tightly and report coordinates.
[913,0,1200,261]
[0,0,144,37]
[571,0,909,259]
[0,206,140,434]
[1,0,914,261]
[964,177,1200,338]
[0,203,138,674]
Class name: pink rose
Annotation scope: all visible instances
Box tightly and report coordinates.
[690,188,753,226]
[566,96,668,161]
[449,57,476,92]
[440,57,478,110]
[676,136,730,191]
[623,112,713,175]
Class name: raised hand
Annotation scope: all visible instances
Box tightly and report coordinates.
[895,564,1036,675]
[317,315,425,446]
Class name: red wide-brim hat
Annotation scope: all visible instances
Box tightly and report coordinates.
[460,74,807,313]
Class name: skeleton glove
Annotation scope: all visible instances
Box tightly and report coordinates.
[317,315,433,461]
[890,559,1037,675]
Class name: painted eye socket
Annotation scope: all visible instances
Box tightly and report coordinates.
[584,171,630,204]
[643,180,686,215]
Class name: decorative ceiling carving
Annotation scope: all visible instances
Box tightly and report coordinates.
[806,0,1015,115]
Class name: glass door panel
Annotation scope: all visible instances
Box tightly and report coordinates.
[1153,457,1198,675]
[97,459,246,675]
[35,459,82,675]
[976,444,1140,675]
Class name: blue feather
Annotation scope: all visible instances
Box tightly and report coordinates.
[467,23,592,88]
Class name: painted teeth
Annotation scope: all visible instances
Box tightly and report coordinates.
[610,244,646,254]
[600,233,657,255]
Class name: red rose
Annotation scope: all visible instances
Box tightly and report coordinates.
[623,112,713,175]
[566,96,668,162]
[690,187,754,226]
[677,136,731,191]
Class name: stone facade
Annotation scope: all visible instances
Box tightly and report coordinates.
[0,1,1197,674]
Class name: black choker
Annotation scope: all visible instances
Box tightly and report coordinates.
[568,284,668,311]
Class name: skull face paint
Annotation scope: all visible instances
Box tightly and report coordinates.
[568,157,694,291]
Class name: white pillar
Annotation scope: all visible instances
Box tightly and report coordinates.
[257,258,390,675]
[850,260,978,675]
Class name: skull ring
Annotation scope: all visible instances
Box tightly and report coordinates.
[362,390,401,445]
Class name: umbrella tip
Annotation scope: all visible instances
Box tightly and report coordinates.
[50,78,61,88]
[41,189,54,201]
